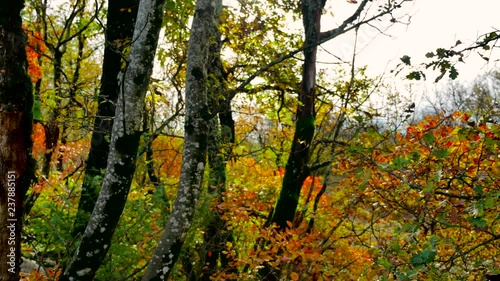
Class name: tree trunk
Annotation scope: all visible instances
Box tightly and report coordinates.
[270,0,323,230]
[200,7,237,279]
[59,0,165,279]
[260,1,322,279]
[141,0,221,279]
[72,0,139,238]
[42,47,63,177]
[0,1,35,280]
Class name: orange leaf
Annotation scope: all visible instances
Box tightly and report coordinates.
[291,272,299,280]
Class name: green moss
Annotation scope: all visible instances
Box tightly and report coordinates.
[296,115,315,141]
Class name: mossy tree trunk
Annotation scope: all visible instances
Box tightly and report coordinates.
[72,0,139,239]
[142,0,221,279]
[199,10,237,278]
[59,0,166,279]
[0,1,35,280]
[270,0,323,230]
[259,2,322,280]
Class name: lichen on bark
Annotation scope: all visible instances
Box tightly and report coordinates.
[60,0,166,279]
[142,0,222,280]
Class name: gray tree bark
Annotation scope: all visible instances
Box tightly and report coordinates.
[142,0,221,279]
[59,0,166,279]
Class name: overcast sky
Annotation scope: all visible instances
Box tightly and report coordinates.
[319,0,499,81]
[307,0,497,109]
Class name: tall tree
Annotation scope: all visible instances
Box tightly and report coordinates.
[72,0,139,238]
[59,0,166,279]
[270,0,324,230]
[199,8,237,278]
[269,0,413,228]
[0,0,35,280]
[142,0,221,279]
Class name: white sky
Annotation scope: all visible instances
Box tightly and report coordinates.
[320,0,499,83]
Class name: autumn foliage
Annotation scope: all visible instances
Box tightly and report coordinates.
[24,27,45,83]
[22,107,500,280]
[190,112,500,280]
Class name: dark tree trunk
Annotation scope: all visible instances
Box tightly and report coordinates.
[270,0,323,230]
[0,1,35,280]
[142,0,221,279]
[72,0,139,238]
[260,1,323,280]
[60,0,165,279]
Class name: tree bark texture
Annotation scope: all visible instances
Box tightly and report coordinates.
[142,0,221,279]
[72,0,139,238]
[200,6,236,279]
[60,0,165,279]
[0,1,35,280]
[270,0,323,230]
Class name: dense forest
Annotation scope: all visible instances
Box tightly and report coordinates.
[1,0,500,280]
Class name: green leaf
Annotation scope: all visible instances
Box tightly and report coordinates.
[423,132,436,145]
[432,148,449,159]
[449,66,459,80]
[409,151,420,162]
[410,248,437,266]
[406,71,422,80]
[473,185,483,196]
[484,195,497,208]
[479,53,490,61]
[379,257,393,269]
[436,48,447,58]
[392,157,410,169]
[468,216,488,228]
[400,55,411,65]
[429,235,438,247]
[395,272,411,281]
[33,99,42,120]
[423,181,434,193]
[425,52,435,58]
[353,115,364,123]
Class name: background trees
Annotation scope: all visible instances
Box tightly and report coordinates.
[10,0,500,280]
